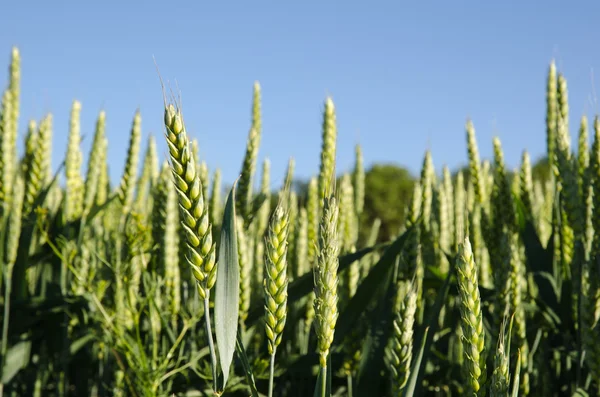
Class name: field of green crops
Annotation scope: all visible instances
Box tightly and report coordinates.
[0,46,598,397]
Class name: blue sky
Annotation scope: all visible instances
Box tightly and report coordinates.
[1,1,600,189]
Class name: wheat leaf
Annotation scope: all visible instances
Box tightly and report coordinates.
[214,178,240,389]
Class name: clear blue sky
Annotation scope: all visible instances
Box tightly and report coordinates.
[2,1,600,189]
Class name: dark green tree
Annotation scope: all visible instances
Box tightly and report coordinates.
[361,164,415,243]
[531,156,551,182]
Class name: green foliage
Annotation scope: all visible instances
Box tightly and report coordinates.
[362,164,415,242]
[1,47,599,397]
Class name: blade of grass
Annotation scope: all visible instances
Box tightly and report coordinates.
[402,254,455,397]
[402,327,429,397]
[214,179,240,390]
[235,330,259,397]
[510,349,522,397]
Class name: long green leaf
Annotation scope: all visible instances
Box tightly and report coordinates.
[334,225,414,345]
[235,330,259,397]
[402,327,429,397]
[1,340,31,383]
[402,254,455,397]
[214,180,240,389]
[572,388,590,397]
[313,367,323,397]
[510,349,522,397]
[520,220,561,320]
[355,260,396,396]
[69,333,95,355]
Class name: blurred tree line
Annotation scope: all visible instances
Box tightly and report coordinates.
[288,155,551,243]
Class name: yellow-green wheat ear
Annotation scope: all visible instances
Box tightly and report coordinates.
[64,100,84,224]
[7,48,20,175]
[387,280,417,393]
[117,110,142,215]
[353,144,365,217]
[307,177,319,263]
[407,181,422,227]
[404,182,423,302]
[313,195,341,367]
[454,171,466,249]
[295,207,309,278]
[304,176,320,338]
[555,114,582,242]
[263,201,290,355]
[152,162,181,319]
[0,89,14,212]
[546,60,558,169]
[236,82,262,227]
[20,120,36,175]
[489,317,511,396]
[134,135,159,214]
[557,72,569,133]
[435,181,450,273]
[577,115,589,192]
[519,150,534,218]
[508,232,530,395]
[9,47,20,137]
[420,150,434,228]
[443,165,455,248]
[318,97,337,208]
[491,137,515,231]
[257,158,272,238]
[286,191,299,281]
[338,173,358,255]
[164,103,216,299]
[83,111,106,217]
[466,119,486,205]
[419,150,436,271]
[237,214,251,323]
[198,160,209,207]
[338,174,358,305]
[456,237,486,395]
[209,168,222,227]
[21,120,38,214]
[283,156,295,192]
[95,125,109,208]
[487,137,515,286]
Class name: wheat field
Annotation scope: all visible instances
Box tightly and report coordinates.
[0,47,598,397]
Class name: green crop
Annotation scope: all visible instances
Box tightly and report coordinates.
[0,47,598,397]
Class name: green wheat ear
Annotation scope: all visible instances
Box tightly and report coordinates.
[0,89,14,212]
[546,60,557,169]
[64,100,84,223]
[387,279,417,393]
[118,110,142,215]
[83,111,106,217]
[237,82,262,227]
[353,144,365,217]
[466,120,486,205]
[313,194,341,367]
[489,316,511,396]
[456,237,487,395]
[263,201,290,355]
[164,102,216,300]
[318,97,337,209]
